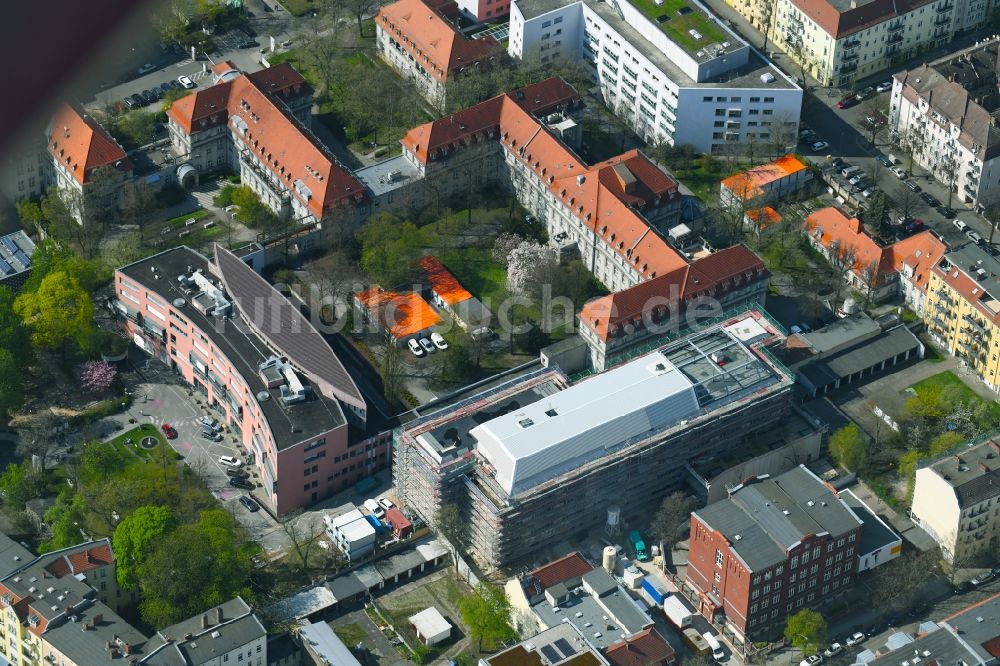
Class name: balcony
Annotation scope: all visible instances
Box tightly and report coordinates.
[843,38,861,48]
[936,2,953,11]
[934,14,950,25]
[842,51,859,62]
[840,62,858,74]
[888,32,904,44]
[886,44,900,55]
[888,20,903,31]
[963,314,986,333]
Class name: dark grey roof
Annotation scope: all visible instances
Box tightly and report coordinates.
[326,572,367,600]
[214,245,365,411]
[142,597,265,666]
[798,326,921,390]
[119,247,347,450]
[695,466,863,572]
[0,533,33,579]
[43,601,148,665]
[582,568,617,597]
[373,548,427,580]
[840,490,901,555]
[945,593,1000,663]
[927,439,1000,507]
[867,625,984,666]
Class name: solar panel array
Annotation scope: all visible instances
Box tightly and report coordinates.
[553,638,577,658]
[0,259,11,276]
[0,238,17,254]
[540,645,561,663]
[0,235,31,272]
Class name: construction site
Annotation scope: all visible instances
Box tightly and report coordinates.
[393,309,798,572]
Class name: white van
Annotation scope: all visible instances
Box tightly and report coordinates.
[364,498,385,519]
[703,632,725,662]
[842,166,862,178]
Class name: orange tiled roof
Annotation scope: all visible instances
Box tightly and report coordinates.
[530,552,593,590]
[932,257,1000,324]
[721,155,808,201]
[579,245,768,342]
[891,229,948,293]
[746,206,783,230]
[376,0,501,83]
[44,542,113,578]
[47,102,131,186]
[355,288,443,339]
[167,64,366,218]
[420,256,473,306]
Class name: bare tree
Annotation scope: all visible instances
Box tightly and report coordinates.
[898,125,927,177]
[16,410,64,469]
[871,548,939,611]
[859,99,889,145]
[827,241,858,310]
[281,512,326,575]
[931,153,959,208]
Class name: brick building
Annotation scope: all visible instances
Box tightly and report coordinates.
[687,465,864,640]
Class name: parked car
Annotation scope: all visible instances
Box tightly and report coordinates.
[823,643,843,658]
[160,423,177,439]
[876,154,893,167]
[987,245,1000,257]
[129,93,146,107]
[837,93,859,108]
[890,166,907,179]
[857,85,876,100]
[938,205,957,218]
[865,114,883,126]
[845,632,866,647]
[905,180,922,193]
[799,655,823,666]
[137,63,156,75]
[842,165,862,178]
[862,187,875,198]
[876,80,893,92]
[377,496,394,510]
[407,338,425,357]
[364,498,386,519]
[954,219,969,232]
[848,174,866,186]
[200,416,219,431]
[229,477,253,490]
[178,75,196,89]
[953,581,973,594]
[199,430,222,442]
[967,229,984,244]
[159,81,173,93]
[123,97,137,110]
[419,337,435,354]
[904,219,925,233]
[225,467,247,478]
[219,455,242,467]
[239,495,259,512]
[141,89,158,103]
[831,157,845,169]
[810,140,829,152]
[970,570,996,586]
[430,332,448,350]
[921,192,941,207]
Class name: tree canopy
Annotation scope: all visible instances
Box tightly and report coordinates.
[650,491,694,544]
[828,424,868,473]
[114,505,178,590]
[357,213,424,286]
[784,609,828,657]
[0,350,24,419]
[458,582,518,651]
[14,271,94,353]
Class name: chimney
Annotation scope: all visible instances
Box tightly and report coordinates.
[123,643,132,655]
[990,440,1000,454]
[980,462,990,472]
[201,614,209,629]
[81,621,89,632]
[93,613,102,625]
[215,606,223,624]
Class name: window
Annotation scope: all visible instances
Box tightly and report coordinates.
[847,547,855,556]
[750,96,760,102]
[801,551,810,565]
[554,15,563,22]
[714,572,721,582]
[542,19,551,26]
[716,550,724,566]
[704,96,713,102]
[837,538,845,547]
[774,579,782,590]
[764,96,775,102]
[714,121,725,127]
[763,584,771,594]
[812,546,821,560]
[752,589,760,599]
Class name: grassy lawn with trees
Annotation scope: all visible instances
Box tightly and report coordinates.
[910,371,1000,419]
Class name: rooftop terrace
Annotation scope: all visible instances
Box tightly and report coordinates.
[627,0,729,56]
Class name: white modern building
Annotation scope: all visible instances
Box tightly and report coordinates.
[507,0,803,153]
[910,438,1000,564]
[325,509,377,561]
[473,350,701,495]
[889,39,1000,210]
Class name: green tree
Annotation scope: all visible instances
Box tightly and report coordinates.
[39,491,88,552]
[929,431,965,456]
[862,191,892,239]
[899,449,926,502]
[230,186,280,230]
[22,240,109,293]
[0,460,44,511]
[113,505,178,590]
[14,271,94,354]
[0,350,24,419]
[435,503,467,571]
[15,200,44,234]
[784,609,827,657]
[458,582,517,652]
[906,385,948,420]
[161,88,193,111]
[828,424,868,472]
[650,491,694,545]
[0,286,33,366]
[357,213,424,286]
[138,509,252,628]
[114,111,158,149]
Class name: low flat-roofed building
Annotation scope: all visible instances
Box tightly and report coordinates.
[840,489,903,572]
[353,287,442,344]
[298,622,362,666]
[408,607,452,646]
[419,255,493,332]
[604,627,676,666]
[481,623,608,665]
[720,155,810,208]
[325,509,377,561]
[865,624,987,666]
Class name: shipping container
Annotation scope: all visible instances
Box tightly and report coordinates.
[663,595,693,629]
[642,578,668,605]
[683,628,710,655]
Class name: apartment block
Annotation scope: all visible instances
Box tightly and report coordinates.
[393,309,795,570]
[166,63,366,227]
[142,597,267,666]
[890,39,1000,210]
[375,0,503,109]
[923,241,1000,391]
[770,0,958,87]
[687,465,864,640]
[113,245,387,517]
[45,102,132,222]
[910,438,1000,564]
[507,0,802,153]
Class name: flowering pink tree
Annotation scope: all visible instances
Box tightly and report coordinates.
[506,241,558,299]
[79,360,117,393]
[491,233,524,268]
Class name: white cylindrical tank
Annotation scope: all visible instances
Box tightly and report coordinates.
[603,546,617,574]
[606,506,620,527]
[842,297,858,315]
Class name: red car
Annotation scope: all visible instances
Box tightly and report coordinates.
[837,93,859,109]
[160,423,178,439]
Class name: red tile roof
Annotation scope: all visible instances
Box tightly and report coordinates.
[530,552,593,590]
[579,245,768,342]
[420,256,473,306]
[805,207,947,294]
[788,0,936,39]
[167,63,365,218]
[605,628,677,666]
[47,102,131,186]
[746,206,782,231]
[721,155,807,201]
[376,0,502,83]
[354,288,443,339]
[44,543,113,578]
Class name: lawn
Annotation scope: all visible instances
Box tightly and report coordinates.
[107,424,180,464]
[910,371,1000,418]
[629,0,729,54]
[277,0,318,16]
[163,209,209,229]
[378,574,473,661]
[334,623,370,648]
[436,247,507,310]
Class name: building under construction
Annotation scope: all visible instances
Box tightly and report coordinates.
[393,309,797,571]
